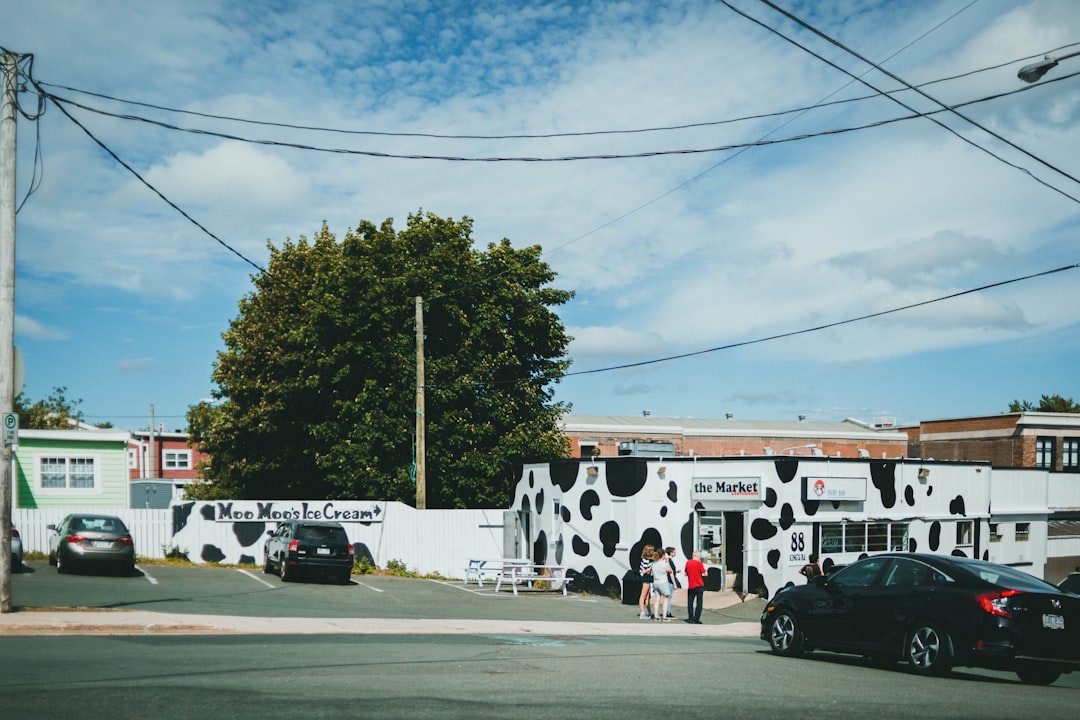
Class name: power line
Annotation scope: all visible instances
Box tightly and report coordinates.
[731,0,1080,204]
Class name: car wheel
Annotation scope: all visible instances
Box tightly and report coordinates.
[1016,663,1061,685]
[906,622,951,676]
[56,549,68,574]
[263,550,274,575]
[48,550,56,566]
[279,556,292,582]
[767,611,804,657]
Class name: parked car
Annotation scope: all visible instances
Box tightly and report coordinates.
[47,514,136,574]
[263,520,354,584]
[9,524,22,570]
[760,552,1080,685]
[1058,572,1080,595]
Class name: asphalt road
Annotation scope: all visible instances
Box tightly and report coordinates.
[2,561,1077,719]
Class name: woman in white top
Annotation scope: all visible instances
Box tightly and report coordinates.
[650,548,673,621]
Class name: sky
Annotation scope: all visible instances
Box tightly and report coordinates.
[1,0,1079,432]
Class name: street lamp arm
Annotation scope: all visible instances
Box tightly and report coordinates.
[1018,49,1080,83]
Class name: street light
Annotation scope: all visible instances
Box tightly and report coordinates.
[1018,49,1080,83]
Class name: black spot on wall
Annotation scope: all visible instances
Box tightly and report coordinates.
[951,548,968,558]
[822,557,837,574]
[200,504,216,521]
[802,498,820,516]
[239,555,255,565]
[764,487,778,508]
[870,460,898,508]
[201,544,226,563]
[605,458,649,498]
[580,490,600,521]
[572,535,590,556]
[704,567,724,592]
[533,530,548,565]
[982,549,989,561]
[775,458,799,484]
[528,469,535,489]
[660,506,668,518]
[680,513,695,559]
[550,460,579,492]
[929,521,941,551]
[233,522,265,547]
[561,505,572,523]
[746,565,768,598]
[536,488,545,515]
[904,485,915,506]
[520,495,531,514]
[354,543,374,566]
[751,518,779,540]
[567,566,605,595]
[779,503,796,531]
[172,502,195,534]
[767,548,781,569]
[908,537,918,552]
[599,521,620,557]
[666,481,678,503]
[949,495,966,517]
[926,485,933,497]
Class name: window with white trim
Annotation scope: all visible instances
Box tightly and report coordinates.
[38,456,98,490]
[1015,523,1030,542]
[820,521,909,554]
[956,520,973,547]
[163,450,192,470]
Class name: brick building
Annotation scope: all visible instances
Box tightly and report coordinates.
[906,412,1080,472]
[563,414,908,459]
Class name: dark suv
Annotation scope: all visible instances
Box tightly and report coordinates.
[263,520,354,584]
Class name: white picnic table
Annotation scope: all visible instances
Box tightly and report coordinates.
[493,563,570,596]
[463,558,529,587]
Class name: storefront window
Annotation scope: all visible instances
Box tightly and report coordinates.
[844,524,866,552]
[867,523,888,551]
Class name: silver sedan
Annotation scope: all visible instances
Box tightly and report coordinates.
[48,514,136,574]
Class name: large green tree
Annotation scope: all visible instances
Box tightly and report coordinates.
[1008,394,1080,413]
[187,212,574,507]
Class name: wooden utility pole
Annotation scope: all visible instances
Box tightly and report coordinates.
[414,296,426,509]
[0,51,19,613]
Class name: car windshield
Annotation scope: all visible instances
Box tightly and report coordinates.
[297,526,347,543]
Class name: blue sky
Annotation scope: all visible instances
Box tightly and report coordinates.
[2,0,1079,431]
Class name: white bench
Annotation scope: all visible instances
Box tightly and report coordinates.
[493,564,570,596]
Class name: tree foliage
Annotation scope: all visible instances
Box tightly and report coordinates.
[14,386,84,429]
[187,212,574,507]
[1008,394,1080,413]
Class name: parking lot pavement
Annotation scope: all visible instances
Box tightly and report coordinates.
[1,561,765,637]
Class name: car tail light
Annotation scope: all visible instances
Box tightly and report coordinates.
[118,536,134,546]
[348,544,356,557]
[977,589,1022,618]
[65,534,87,544]
[10,528,18,538]
[287,539,299,554]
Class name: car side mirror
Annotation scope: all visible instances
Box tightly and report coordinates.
[46,524,56,531]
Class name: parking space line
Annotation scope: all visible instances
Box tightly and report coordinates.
[357,582,384,593]
[136,565,159,585]
[236,568,277,589]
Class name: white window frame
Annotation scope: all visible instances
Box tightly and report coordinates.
[956,520,973,547]
[163,449,192,471]
[34,453,102,494]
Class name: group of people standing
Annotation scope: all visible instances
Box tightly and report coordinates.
[636,546,707,624]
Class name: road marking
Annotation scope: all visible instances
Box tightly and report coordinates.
[357,582,384,593]
[236,569,277,589]
[137,566,159,585]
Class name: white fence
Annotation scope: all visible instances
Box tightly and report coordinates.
[13,502,509,578]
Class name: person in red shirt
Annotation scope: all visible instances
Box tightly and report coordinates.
[683,551,707,624]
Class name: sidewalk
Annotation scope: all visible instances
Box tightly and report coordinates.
[0,589,764,638]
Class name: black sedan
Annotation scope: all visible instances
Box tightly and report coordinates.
[761,553,1080,685]
[47,514,136,574]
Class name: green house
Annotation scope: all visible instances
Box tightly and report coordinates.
[14,429,131,508]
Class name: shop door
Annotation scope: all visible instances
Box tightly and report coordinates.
[723,511,745,594]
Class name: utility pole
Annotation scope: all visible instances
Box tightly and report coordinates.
[0,51,19,613]
[414,296,426,509]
